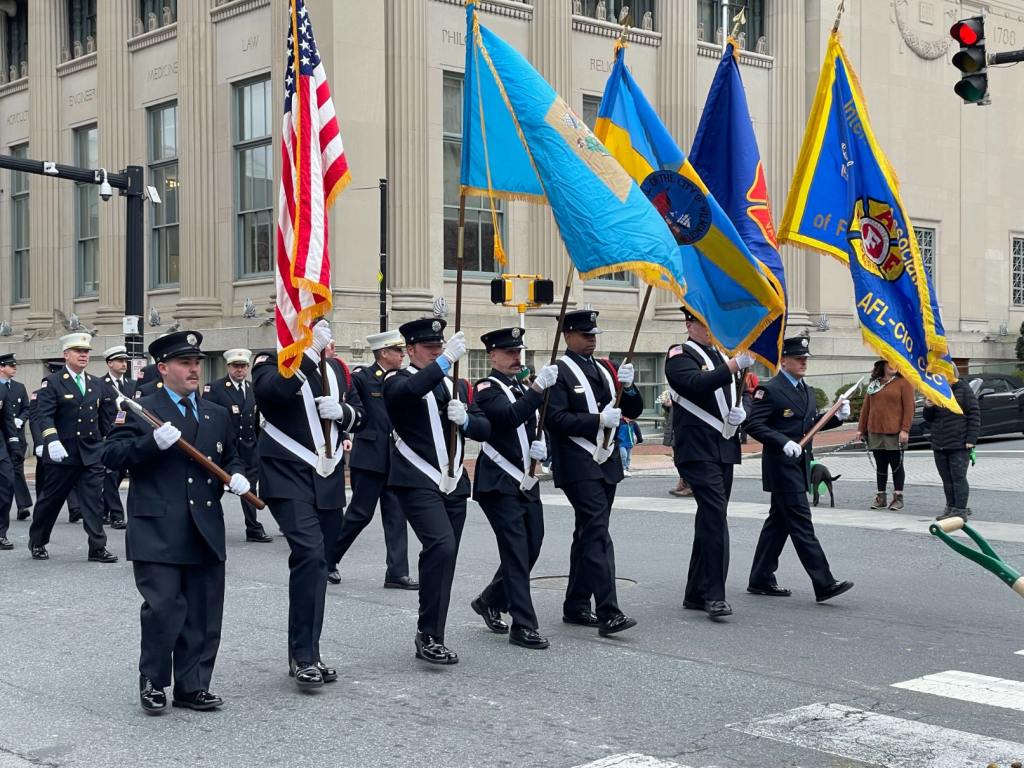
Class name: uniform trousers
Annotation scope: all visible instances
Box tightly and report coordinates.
[332,468,409,580]
[133,555,225,694]
[477,491,544,630]
[267,498,341,663]
[0,457,14,538]
[562,479,621,622]
[394,486,466,639]
[677,461,732,604]
[29,462,106,551]
[103,469,127,522]
[10,449,31,511]
[749,491,834,594]
[237,444,264,537]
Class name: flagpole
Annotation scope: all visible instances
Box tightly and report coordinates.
[832,0,845,33]
[319,348,333,459]
[600,284,652,451]
[447,193,468,478]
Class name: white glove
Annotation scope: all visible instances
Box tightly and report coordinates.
[528,439,547,461]
[315,396,344,421]
[34,445,42,459]
[227,473,251,496]
[732,351,756,369]
[47,441,69,462]
[836,400,851,421]
[446,399,469,426]
[600,405,622,429]
[618,362,635,388]
[442,331,467,364]
[533,364,559,391]
[782,440,803,458]
[727,406,746,426]
[152,423,181,451]
[310,320,333,354]
[14,417,23,429]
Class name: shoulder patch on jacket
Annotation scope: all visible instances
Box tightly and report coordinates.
[204,384,212,393]
[753,388,766,400]
[475,380,491,392]
[668,344,683,358]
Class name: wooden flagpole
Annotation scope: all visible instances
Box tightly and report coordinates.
[319,348,333,459]
[600,284,652,450]
[446,193,468,477]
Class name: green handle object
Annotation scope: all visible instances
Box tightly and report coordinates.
[970,447,976,466]
[929,516,1024,597]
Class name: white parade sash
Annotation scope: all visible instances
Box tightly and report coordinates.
[479,376,538,492]
[393,367,463,495]
[559,355,614,465]
[668,341,738,440]
[264,356,342,478]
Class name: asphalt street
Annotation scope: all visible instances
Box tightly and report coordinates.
[2,441,1024,767]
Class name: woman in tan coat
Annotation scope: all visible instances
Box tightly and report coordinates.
[856,360,916,510]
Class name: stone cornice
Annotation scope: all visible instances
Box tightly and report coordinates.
[0,77,28,99]
[432,0,533,21]
[697,41,773,69]
[127,23,178,53]
[572,16,661,46]
[211,0,271,25]
[56,51,97,78]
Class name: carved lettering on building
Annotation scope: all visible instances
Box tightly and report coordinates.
[66,88,96,108]
[242,34,260,53]
[589,58,615,72]
[6,109,27,126]
[146,62,179,82]
[442,29,465,47]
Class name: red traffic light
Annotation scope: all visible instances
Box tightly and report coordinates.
[950,17,983,46]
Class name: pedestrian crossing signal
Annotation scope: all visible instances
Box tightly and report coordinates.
[529,279,554,305]
[490,277,512,304]
[950,17,988,104]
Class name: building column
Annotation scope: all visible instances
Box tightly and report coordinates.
[26,0,62,331]
[767,2,809,327]
[653,0,697,319]
[384,0,432,314]
[94,4,134,328]
[174,0,221,319]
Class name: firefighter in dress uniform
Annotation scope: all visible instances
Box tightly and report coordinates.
[0,353,32,523]
[100,345,136,530]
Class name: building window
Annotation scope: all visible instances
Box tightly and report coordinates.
[234,76,273,277]
[465,350,492,382]
[914,225,936,282]
[443,71,502,276]
[699,1,766,49]
[1013,236,1024,307]
[149,103,179,287]
[612,352,661,415]
[3,0,28,83]
[74,125,99,297]
[136,0,177,34]
[575,1,655,29]
[66,0,97,59]
[10,144,28,303]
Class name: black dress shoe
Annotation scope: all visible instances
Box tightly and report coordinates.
[747,584,792,597]
[815,580,854,603]
[317,661,338,683]
[139,675,167,715]
[682,599,704,610]
[561,610,600,627]
[16,508,30,521]
[327,569,341,585]
[598,614,638,637]
[0,537,12,550]
[30,545,48,560]
[102,513,112,525]
[509,626,550,650]
[88,548,118,563]
[171,690,223,711]
[705,600,732,618]
[414,633,459,665]
[384,575,419,590]
[111,520,127,530]
[289,658,324,688]
[245,532,273,543]
[471,597,509,634]
[68,511,82,523]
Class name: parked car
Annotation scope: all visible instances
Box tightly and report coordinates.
[908,374,1024,444]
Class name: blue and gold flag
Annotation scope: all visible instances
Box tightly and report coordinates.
[595,43,785,356]
[459,4,684,297]
[779,32,959,411]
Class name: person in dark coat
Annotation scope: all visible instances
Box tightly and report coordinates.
[470,327,559,650]
[924,376,981,520]
[665,308,756,619]
[252,320,364,688]
[99,345,137,530]
[329,329,415,589]
[0,353,22,550]
[103,330,249,714]
[546,309,642,637]
[201,349,271,543]
[0,354,32,521]
[134,361,164,398]
[745,336,854,603]
[383,317,490,665]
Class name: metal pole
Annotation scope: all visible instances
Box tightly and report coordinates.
[379,177,388,333]
[123,166,145,362]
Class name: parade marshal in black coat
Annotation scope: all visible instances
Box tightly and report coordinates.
[744,336,854,603]
[546,310,641,638]
[383,317,490,665]
[252,320,364,689]
[99,345,136,529]
[665,309,756,620]
[469,327,558,650]
[102,330,250,715]
[0,354,32,520]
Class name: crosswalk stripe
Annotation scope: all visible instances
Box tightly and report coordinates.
[731,702,1024,766]
[891,670,1024,712]
[571,755,688,768]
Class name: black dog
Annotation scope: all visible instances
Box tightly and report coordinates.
[810,462,842,507]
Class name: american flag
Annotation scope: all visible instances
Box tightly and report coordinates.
[275,0,350,376]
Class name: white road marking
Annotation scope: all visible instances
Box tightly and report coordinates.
[571,756,689,768]
[891,670,1024,712]
[732,702,1024,767]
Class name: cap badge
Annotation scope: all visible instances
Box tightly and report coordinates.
[431,320,441,332]
[589,313,596,323]
[511,328,521,339]
[801,338,808,348]
[186,333,198,346]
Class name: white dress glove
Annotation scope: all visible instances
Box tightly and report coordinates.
[34,444,43,459]
[782,440,803,458]
[528,440,547,461]
[153,423,182,451]
[617,362,635,388]
[533,364,559,391]
[14,417,23,429]
[47,441,69,462]
[315,396,344,421]
[227,473,251,496]
[310,320,333,354]
[836,400,851,421]
[442,331,467,364]
[447,399,469,426]
[732,351,756,369]
[600,405,622,429]
[727,406,746,426]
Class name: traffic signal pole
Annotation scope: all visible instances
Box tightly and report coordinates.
[990,48,1024,65]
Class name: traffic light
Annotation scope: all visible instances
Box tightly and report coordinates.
[950,16,987,104]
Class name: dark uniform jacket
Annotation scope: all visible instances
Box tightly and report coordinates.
[383,361,490,498]
[472,369,544,500]
[252,351,364,507]
[34,367,116,465]
[4,379,28,451]
[0,383,21,460]
[746,373,842,493]
[202,376,258,461]
[102,389,242,564]
[348,362,392,474]
[665,341,742,465]
[546,351,643,488]
[101,372,137,402]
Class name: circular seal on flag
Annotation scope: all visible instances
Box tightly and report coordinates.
[511,328,521,339]
[186,333,198,346]
[640,171,713,246]
[431,320,441,332]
